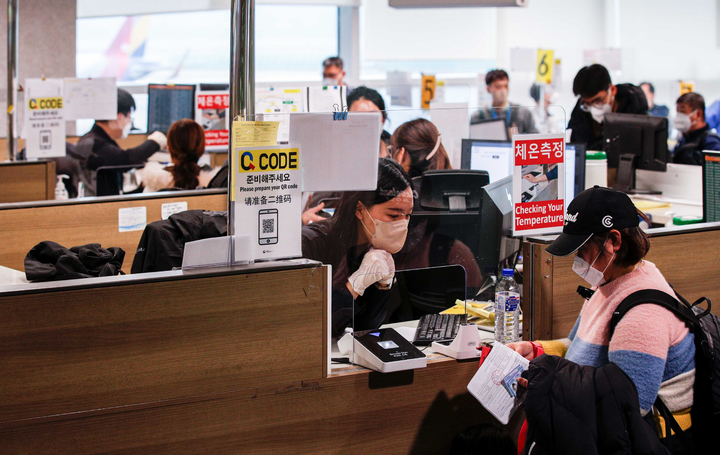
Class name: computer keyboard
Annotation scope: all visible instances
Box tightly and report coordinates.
[413,313,466,346]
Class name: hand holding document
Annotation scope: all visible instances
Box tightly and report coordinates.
[467,342,529,425]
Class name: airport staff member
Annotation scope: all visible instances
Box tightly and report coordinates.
[672,91,720,165]
[70,88,167,197]
[568,64,648,150]
[322,56,346,86]
[302,158,413,337]
[640,82,669,117]
[471,69,538,135]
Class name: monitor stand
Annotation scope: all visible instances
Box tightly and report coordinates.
[614,153,661,195]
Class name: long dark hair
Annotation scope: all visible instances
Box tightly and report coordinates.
[391,118,451,178]
[167,119,205,189]
[327,158,413,263]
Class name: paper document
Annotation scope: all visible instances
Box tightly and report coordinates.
[288,112,381,192]
[467,342,529,425]
[307,86,347,113]
[232,121,279,147]
[63,77,117,121]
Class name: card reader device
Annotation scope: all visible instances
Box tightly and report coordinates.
[338,328,427,373]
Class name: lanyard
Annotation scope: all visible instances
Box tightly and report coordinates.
[491,107,512,125]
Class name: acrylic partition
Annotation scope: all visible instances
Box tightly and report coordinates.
[339,265,467,370]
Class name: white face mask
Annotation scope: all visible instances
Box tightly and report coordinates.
[491,88,509,106]
[360,206,409,254]
[572,242,615,287]
[323,77,339,87]
[590,103,612,124]
[121,118,132,139]
[673,111,696,134]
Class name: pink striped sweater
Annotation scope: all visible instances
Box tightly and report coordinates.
[565,260,695,413]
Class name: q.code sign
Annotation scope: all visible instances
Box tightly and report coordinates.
[536,49,554,85]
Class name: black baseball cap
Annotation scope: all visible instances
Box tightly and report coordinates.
[546,186,639,257]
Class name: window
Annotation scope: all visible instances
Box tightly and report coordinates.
[76,6,338,85]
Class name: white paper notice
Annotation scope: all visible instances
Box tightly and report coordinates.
[288,112,381,192]
[256,87,307,143]
[118,207,147,232]
[387,71,412,107]
[307,86,347,113]
[63,77,117,121]
[429,102,469,169]
[467,342,529,425]
[24,78,66,159]
[161,202,188,220]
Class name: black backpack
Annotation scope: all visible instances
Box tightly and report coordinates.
[609,288,720,453]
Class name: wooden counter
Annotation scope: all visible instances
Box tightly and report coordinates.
[0,263,504,454]
[0,189,227,273]
[0,159,55,203]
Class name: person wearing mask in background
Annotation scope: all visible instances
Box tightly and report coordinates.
[471,69,538,135]
[302,158,413,337]
[302,86,392,225]
[140,119,218,192]
[390,118,451,178]
[672,91,720,165]
[70,88,167,197]
[568,64,648,150]
[322,56,346,86]
[640,82,669,117]
[529,83,560,134]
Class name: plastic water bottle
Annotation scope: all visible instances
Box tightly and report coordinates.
[494,268,521,344]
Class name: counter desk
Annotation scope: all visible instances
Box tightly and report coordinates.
[523,221,720,340]
[0,261,503,454]
[0,188,227,273]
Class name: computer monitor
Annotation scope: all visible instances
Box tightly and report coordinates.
[147,84,196,134]
[469,118,509,141]
[702,150,720,222]
[460,139,513,183]
[603,113,669,193]
[417,169,489,211]
[395,172,518,298]
[566,142,586,202]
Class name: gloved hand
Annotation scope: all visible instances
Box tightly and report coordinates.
[348,247,395,297]
[147,131,167,149]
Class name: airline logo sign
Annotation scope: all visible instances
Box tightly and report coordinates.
[239,149,299,173]
[28,97,63,110]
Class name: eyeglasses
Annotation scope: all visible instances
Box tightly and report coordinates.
[579,87,611,112]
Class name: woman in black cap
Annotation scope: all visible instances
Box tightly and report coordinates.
[510,186,695,451]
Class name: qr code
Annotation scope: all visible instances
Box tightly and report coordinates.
[262,218,275,234]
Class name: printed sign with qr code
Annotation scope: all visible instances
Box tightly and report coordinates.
[258,209,278,245]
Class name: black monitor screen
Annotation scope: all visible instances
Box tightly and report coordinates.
[147,84,196,134]
[603,113,669,171]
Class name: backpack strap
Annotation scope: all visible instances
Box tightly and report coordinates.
[609,289,704,451]
[609,289,700,340]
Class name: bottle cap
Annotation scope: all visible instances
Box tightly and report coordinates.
[586,151,607,160]
[502,268,514,277]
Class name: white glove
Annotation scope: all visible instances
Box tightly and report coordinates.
[348,247,395,296]
[147,131,167,149]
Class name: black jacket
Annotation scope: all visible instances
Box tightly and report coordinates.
[521,355,669,455]
[70,123,160,196]
[302,221,392,337]
[569,83,649,150]
[131,210,227,273]
[25,241,125,282]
